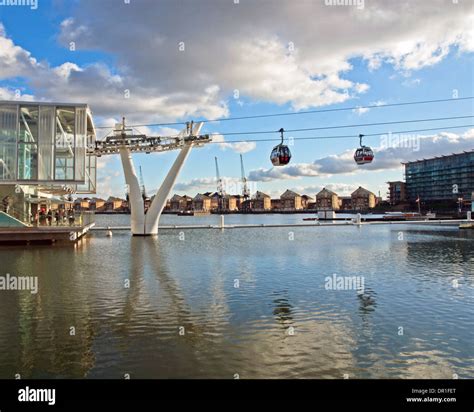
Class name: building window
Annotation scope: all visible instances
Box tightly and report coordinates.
[0,104,17,181]
[55,107,76,181]
[18,106,39,180]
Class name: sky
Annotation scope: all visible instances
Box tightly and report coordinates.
[0,0,473,200]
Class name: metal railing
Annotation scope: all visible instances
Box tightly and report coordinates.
[2,207,95,228]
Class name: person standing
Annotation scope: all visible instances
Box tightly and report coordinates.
[2,195,10,214]
[68,209,75,226]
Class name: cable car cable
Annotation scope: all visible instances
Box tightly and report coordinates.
[205,114,474,137]
[94,96,474,129]
[205,123,474,144]
[97,114,474,139]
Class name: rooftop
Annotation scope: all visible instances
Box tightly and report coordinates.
[401,150,474,165]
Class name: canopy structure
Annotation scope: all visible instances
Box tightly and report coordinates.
[25,196,73,204]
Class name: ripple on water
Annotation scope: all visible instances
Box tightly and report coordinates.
[0,217,472,378]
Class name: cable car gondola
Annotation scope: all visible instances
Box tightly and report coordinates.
[354,134,374,165]
[270,128,291,166]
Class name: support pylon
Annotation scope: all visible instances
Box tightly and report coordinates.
[119,121,204,235]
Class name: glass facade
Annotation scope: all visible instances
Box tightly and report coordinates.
[404,152,474,202]
[0,104,17,181]
[0,102,96,193]
[38,105,55,181]
[18,106,39,180]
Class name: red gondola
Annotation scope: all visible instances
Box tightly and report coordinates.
[354,134,374,165]
[270,128,291,166]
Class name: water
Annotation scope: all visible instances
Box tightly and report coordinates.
[0,214,473,379]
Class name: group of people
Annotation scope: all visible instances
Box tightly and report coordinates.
[33,208,76,226]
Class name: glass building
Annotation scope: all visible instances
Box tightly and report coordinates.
[403,151,474,202]
[0,101,97,224]
[0,101,96,192]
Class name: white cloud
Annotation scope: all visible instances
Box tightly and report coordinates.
[0,87,35,101]
[49,0,472,118]
[1,1,470,124]
[0,23,40,80]
[174,176,244,194]
[353,106,370,115]
[174,177,216,192]
[211,133,257,154]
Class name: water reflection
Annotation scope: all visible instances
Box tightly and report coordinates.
[0,220,472,378]
[272,291,294,325]
[357,288,377,314]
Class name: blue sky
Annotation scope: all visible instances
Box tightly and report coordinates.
[0,0,473,199]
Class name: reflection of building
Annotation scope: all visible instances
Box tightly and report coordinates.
[0,101,96,224]
[351,186,376,210]
[387,181,406,205]
[316,188,340,210]
[280,190,302,210]
[404,151,474,203]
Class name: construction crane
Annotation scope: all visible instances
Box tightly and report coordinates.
[139,166,147,200]
[240,154,250,200]
[215,156,225,212]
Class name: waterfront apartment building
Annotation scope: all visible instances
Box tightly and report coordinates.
[170,194,192,212]
[338,196,352,210]
[387,181,407,205]
[106,197,125,211]
[351,186,377,210]
[74,197,91,211]
[192,193,211,211]
[280,190,303,211]
[252,191,271,211]
[316,188,340,210]
[403,151,474,204]
[222,195,238,211]
[90,197,106,211]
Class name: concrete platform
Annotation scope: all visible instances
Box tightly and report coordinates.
[459,222,474,229]
[0,223,95,245]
